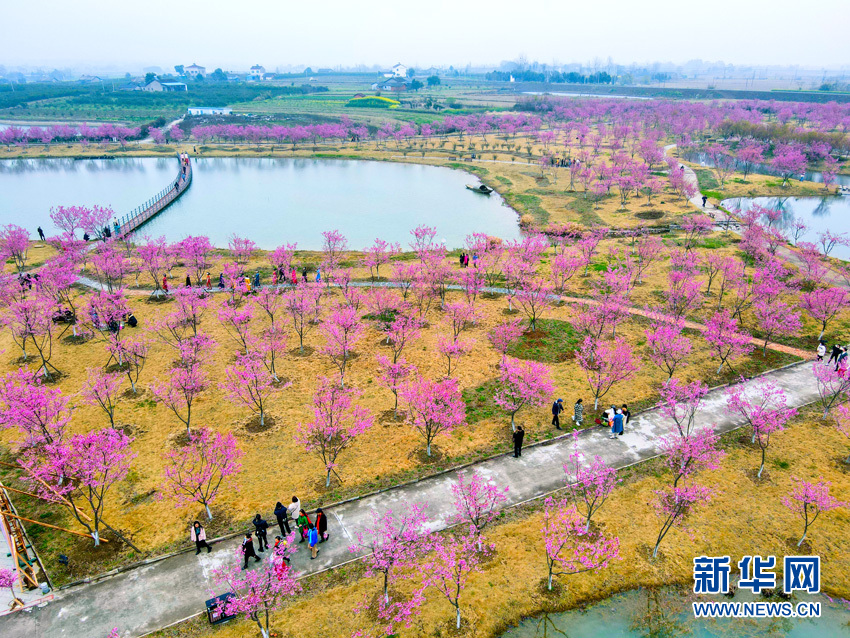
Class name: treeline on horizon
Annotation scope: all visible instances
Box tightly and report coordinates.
[485,70,615,84]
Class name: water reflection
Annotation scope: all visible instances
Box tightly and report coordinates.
[722,195,850,261]
[500,588,850,638]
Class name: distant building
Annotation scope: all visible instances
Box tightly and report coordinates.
[371,77,410,92]
[249,65,265,80]
[187,106,233,116]
[139,80,187,92]
[78,74,102,84]
[185,64,206,79]
[391,63,407,78]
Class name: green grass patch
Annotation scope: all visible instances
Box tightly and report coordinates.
[504,192,549,225]
[694,168,720,191]
[495,176,513,186]
[505,318,580,363]
[463,378,503,424]
[447,162,489,176]
[702,190,724,200]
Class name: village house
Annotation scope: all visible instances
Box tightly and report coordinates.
[184,63,206,79]
[370,76,411,92]
[187,106,233,116]
[249,65,265,80]
[138,80,188,92]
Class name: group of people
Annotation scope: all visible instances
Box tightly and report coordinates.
[161,266,320,296]
[458,253,478,268]
[189,496,331,569]
[819,341,850,375]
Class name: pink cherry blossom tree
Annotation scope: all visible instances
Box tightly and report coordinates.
[753,300,801,355]
[160,427,243,520]
[228,235,257,267]
[0,368,70,450]
[644,317,692,379]
[36,427,136,547]
[283,283,321,354]
[136,236,175,298]
[150,363,206,434]
[651,483,713,558]
[348,503,428,604]
[217,301,254,355]
[376,355,416,414]
[221,352,285,428]
[0,224,30,272]
[436,336,474,377]
[514,277,554,332]
[80,367,124,428]
[703,310,753,374]
[320,305,364,387]
[812,361,850,417]
[296,376,374,487]
[550,250,587,294]
[362,238,400,281]
[800,287,848,340]
[451,470,509,548]
[421,531,486,629]
[179,236,216,286]
[659,378,709,438]
[576,337,638,409]
[249,325,288,383]
[661,427,725,487]
[212,539,301,638]
[494,357,554,431]
[268,243,297,277]
[487,319,524,366]
[782,477,847,547]
[401,376,466,457]
[565,432,619,532]
[542,497,620,591]
[381,312,421,363]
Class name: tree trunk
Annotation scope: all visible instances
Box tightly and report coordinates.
[797,530,807,547]
[205,503,212,520]
[510,413,516,433]
[325,469,331,488]
[456,606,461,630]
[92,530,100,546]
[426,441,432,457]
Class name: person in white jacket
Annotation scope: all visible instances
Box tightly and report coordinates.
[287,496,301,526]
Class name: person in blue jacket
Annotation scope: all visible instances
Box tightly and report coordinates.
[307,523,320,560]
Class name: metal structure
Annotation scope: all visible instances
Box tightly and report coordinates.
[0,482,42,600]
[116,154,193,238]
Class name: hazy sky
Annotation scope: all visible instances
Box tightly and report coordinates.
[2,0,848,70]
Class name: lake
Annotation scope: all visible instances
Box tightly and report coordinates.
[721,195,850,260]
[0,157,522,250]
[683,151,850,187]
[500,587,850,638]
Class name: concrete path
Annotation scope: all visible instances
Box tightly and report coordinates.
[0,362,820,637]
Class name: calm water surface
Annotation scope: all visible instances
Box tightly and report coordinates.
[721,195,850,260]
[0,157,522,249]
[500,588,850,638]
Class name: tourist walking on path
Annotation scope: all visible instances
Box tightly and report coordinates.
[218,273,225,289]
[513,425,525,458]
[315,268,321,283]
[302,267,308,283]
[621,404,631,427]
[296,509,312,542]
[835,347,848,372]
[241,533,260,568]
[817,342,827,362]
[573,399,584,427]
[253,271,261,289]
[190,521,211,555]
[274,501,291,536]
[162,275,169,294]
[291,268,298,286]
[307,523,320,560]
[185,274,191,287]
[252,514,269,552]
[37,226,45,241]
[206,273,212,289]
[551,399,564,430]
[315,507,329,542]
[828,343,842,366]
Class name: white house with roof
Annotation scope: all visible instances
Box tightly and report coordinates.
[184,64,206,78]
[382,63,408,78]
[249,65,266,80]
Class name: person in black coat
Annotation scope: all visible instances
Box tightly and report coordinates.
[315,507,329,542]
[513,425,525,458]
[274,501,291,536]
[252,514,269,552]
[828,343,842,366]
[37,226,45,241]
[551,399,564,430]
[241,533,260,568]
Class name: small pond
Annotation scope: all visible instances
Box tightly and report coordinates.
[500,587,850,638]
[0,157,522,249]
[721,195,850,260]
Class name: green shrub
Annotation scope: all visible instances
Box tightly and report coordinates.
[345,96,400,109]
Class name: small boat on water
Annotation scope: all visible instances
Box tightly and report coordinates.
[466,184,493,194]
[838,185,850,196]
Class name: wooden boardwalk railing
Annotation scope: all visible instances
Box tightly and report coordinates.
[116,154,192,238]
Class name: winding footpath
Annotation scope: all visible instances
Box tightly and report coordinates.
[0,360,819,638]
